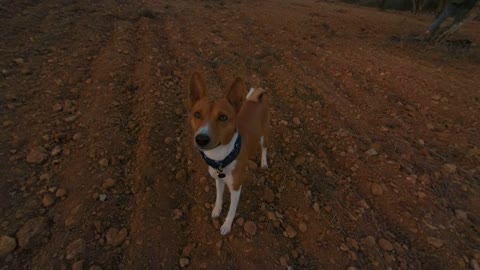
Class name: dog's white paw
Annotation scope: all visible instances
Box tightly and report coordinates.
[220,219,233,235]
[211,205,222,218]
[261,162,268,169]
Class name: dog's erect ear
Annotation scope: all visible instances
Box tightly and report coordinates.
[190,72,206,106]
[225,77,246,113]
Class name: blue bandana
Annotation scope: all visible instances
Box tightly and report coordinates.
[199,133,242,175]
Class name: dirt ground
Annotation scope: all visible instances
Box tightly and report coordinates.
[1,0,480,269]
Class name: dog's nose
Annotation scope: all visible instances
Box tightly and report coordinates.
[195,134,210,147]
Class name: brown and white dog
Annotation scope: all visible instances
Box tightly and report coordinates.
[189,72,270,235]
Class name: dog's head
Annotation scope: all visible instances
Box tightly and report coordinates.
[189,72,246,150]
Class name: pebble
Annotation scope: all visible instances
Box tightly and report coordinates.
[106,228,128,246]
[65,204,85,227]
[236,217,245,226]
[98,158,109,167]
[298,221,307,233]
[56,188,67,198]
[280,256,288,267]
[52,103,63,112]
[442,164,457,174]
[175,170,187,181]
[3,120,14,127]
[293,117,301,125]
[427,237,444,248]
[244,221,257,236]
[26,146,49,164]
[73,133,82,141]
[285,225,297,238]
[294,157,306,166]
[371,183,384,196]
[365,148,378,156]
[72,260,84,270]
[51,145,62,156]
[164,137,173,145]
[313,202,320,213]
[357,199,370,209]
[266,211,276,220]
[99,194,107,202]
[102,178,117,190]
[42,194,55,207]
[16,217,49,249]
[419,174,431,185]
[0,235,17,257]
[472,259,480,270]
[278,120,288,126]
[455,209,468,220]
[263,187,275,203]
[179,257,189,268]
[66,238,86,260]
[378,238,393,251]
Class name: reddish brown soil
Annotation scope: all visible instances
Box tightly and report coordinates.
[1,0,480,269]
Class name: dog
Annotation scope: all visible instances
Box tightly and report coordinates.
[189,72,270,235]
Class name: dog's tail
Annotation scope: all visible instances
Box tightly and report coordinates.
[246,87,267,103]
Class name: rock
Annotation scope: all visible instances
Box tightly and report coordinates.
[66,238,86,260]
[371,183,384,196]
[113,228,128,246]
[293,117,301,125]
[42,194,55,207]
[99,194,107,202]
[102,178,117,190]
[419,174,431,185]
[357,199,370,209]
[106,228,119,245]
[98,159,109,167]
[263,187,275,203]
[179,257,189,268]
[182,243,195,257]
[72,260,84,270]
[52,103,63,112]
[13,58,25,65]
[361,236,376,247]
[26,146,48,164]
[298,221,307,233]
[455,210,468,220]
[244,221,257,236]
[432,95,441,100]
[472,259,480,270]
[313,202,320,213]
[175,170,187,181]
[0,235,17,257]
[378,238,393,251]
[3,120,14,127]
[65,204,85,227]
[64,115,78,123]
[164,137,173,145]
[285,225,297,238]
[51,145,62,156]
[266,211,276,220]
[16,217,49,249]
[73,133,82,141]
[294,157,306,166]
[365,148,378,156]
[279,256,288,267]
[56,188,67,198]
[235,217,245,226]
[442,164,457,174]
[427,237,444,248]
[278,120,288,126]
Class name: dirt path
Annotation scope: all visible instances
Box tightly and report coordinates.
[1,0,479,269]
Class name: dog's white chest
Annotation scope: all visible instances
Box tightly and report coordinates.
[208,161,236,186]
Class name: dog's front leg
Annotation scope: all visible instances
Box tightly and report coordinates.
[211,178,225,218]
[220,184,241,235]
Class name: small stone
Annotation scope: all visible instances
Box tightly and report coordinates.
[298,222,307,233]
[182,243,194,257]
[432,95,441,100]
[13,58,25,65]
[313,202,320,213]
[26,146,48,164]
[73,133,82,141]
[106,228,119,245]
[64,115,78,123]
[175,170,187,181]
[266,211,276,220]
[51,145,62,156]
[278,120,288,126]
[371,183,384,196]
[179,257,189,268]
[455,210,468,220]
[285,225,297,238]
[52,103,63,112]
[378,238,393,251]
[236,217,245,226]
[3,120,14,127]
[65,204,85,227]
[164,137,173,145]
[294,156,306,166]
[280,256,288,267]
[472,259,480,270]
[42,194,55,207]
[427,237,444,248]
[362,236,376,247]
[244,221,257,236]
[98,159,109,167]
[113,228,128,246]
[16,217,49,249]
[358,199,370,209]
[99,194,107,202]
[72,260,84,270]
[56,188,67,198]
[365,148,378,156]
[66,238,86,260]
[442,164,457,174]
[0,235,17,257]
[263,187,275,203]
[102,178,117,190]
[293,117,301,125]
[419,174,431,185]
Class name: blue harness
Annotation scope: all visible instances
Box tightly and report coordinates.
[199,134,242,178]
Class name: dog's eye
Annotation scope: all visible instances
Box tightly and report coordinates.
[218,115,228,121]
[193,112,201,119]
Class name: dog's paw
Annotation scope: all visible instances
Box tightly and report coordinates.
[220,219,233,235]
[261,162,268,169]
[211,205,222,218]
